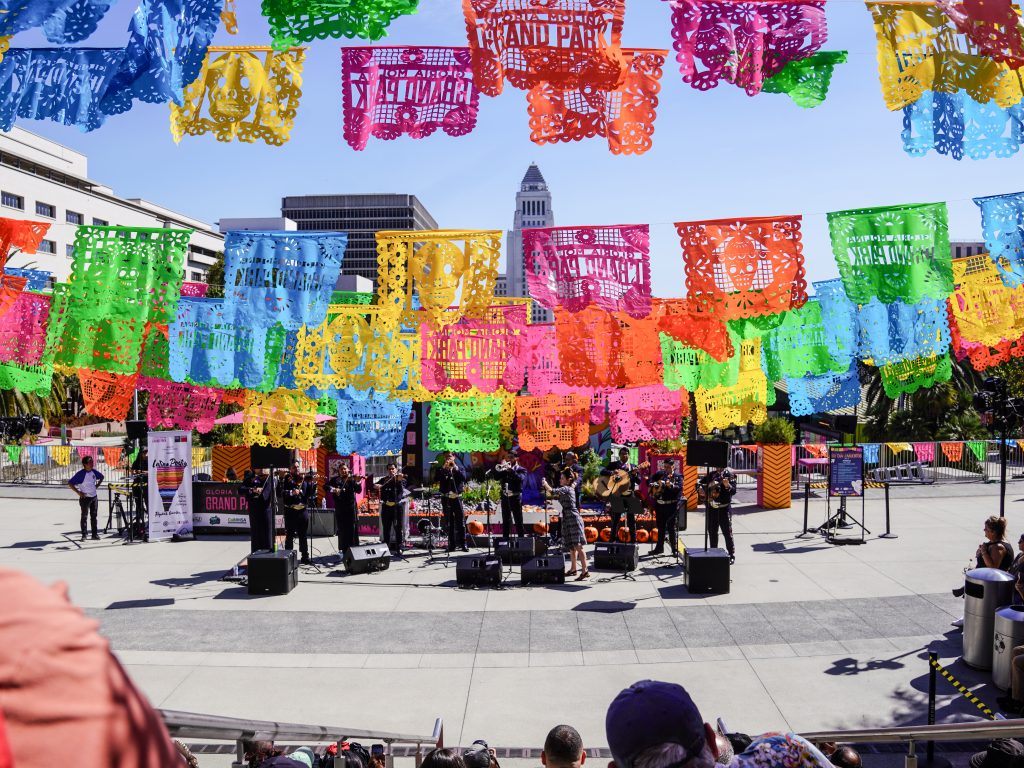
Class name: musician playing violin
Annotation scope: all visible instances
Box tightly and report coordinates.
[600,447,645,543]
[376,462,408,556]
[648,459,683,557]
[327,463,363,554]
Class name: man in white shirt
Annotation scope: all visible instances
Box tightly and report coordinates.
[67,456,104,541]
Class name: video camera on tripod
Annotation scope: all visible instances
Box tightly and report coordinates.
[0,415,43,442]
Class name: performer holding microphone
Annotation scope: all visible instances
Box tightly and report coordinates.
[648,459,682,557]
[435,452,468,552]
[494,450,528,539]
[697,462,737,564]
[327,463,363,555]
[376,462,408,556]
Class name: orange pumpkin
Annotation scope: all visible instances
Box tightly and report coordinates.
[584,526,599,543]
[636,529,650,543]
[533,522,548,534]
[599,527,612,542]
[617,528,631,543]
[467,520,485,535]
[651,528,659,542]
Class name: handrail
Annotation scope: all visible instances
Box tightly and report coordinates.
[160,709,443,747]
[801,720,1024,745]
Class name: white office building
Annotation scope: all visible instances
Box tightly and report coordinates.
[505,163,554,324]
[0,128,223,283]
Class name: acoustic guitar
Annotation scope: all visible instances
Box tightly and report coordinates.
[594,462,649,499]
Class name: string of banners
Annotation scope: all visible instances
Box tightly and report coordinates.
[5,0,1024,158]
[5,185,1024,451]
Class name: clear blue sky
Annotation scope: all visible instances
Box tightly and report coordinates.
[12,1,1024,292]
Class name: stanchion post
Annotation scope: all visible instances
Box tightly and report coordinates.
[927,652,937,765]
[798,481,813,538]
[881,482,898,539]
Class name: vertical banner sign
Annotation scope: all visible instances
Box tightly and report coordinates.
[148,430,193,541]
[829,446,864,497]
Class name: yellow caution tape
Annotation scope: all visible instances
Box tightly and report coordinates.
[929,657,997,720]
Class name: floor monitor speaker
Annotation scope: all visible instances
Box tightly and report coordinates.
[344,543,391,574]
[455,554,501,588]
[521,555,566,585]
[593,542,639,572]
[495,536,547,564]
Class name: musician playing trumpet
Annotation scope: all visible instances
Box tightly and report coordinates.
[494,449,528,539]
[435,452,468,552]
[327,463,363,554]
[376,462,408,556]
[600,447,645,543]
[648,459,682,557]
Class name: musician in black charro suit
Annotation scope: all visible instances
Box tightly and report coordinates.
[376,463,408,555]
[327,463,362,554]
[494,451,528,539]
[600,447,643,542]
[435,452,468,552]
[648,459,683,557]
[281,463,310,564]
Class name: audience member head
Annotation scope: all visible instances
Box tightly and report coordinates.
[830,746,861,768]
[288,747,316,768]
[243,739,280,768]
[542,724,586,768]
[564,452,578,466]
[463,740,493,768]
[421,748,467,768]
[986,515,1007,541]
[82,455,94,470]
[605,680,716,768]
[970,738,1024,768]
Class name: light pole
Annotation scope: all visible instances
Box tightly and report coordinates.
[972,376,1022,518]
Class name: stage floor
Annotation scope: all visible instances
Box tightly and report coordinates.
[0,482,1010,760]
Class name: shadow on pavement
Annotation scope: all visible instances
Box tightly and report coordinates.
[106,598,175,609]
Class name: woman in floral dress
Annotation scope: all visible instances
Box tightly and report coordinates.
[543,468,589,581]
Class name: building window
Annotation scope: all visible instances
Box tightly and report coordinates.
[37,240,56,254]
[66,244,75,257]
[1,192,23,210]
[66,210,84,225]
[35,202,55,219]
[955,246,962,258]
[190,271,205,281]
[92,217,108,226]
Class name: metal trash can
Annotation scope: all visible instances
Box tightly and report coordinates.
[964,567,1016,669]
[993,604,1024,689]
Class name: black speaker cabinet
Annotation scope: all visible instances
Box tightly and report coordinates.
[686,548,730,594]
[344,543,391,574]
[495,536,548,564]
[247,549,298,595]
[309,510,337,537]
[686,440,729,468]
[593,542,639,572]
[250,446,292,470]
[456,554,501,588]
[125,420,148,442]
[522,555,565,585]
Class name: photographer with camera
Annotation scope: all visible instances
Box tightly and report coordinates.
[698,463,737,564]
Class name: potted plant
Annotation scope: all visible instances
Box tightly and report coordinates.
[753,417,796,509]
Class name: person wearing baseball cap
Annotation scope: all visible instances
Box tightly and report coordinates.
[605,680,718,768]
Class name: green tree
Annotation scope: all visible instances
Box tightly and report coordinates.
[205,251,225,299]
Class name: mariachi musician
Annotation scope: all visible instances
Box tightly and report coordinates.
[435,452,468,552]
[494,450,528,539]
[327,463,363,554]
[280,463,310,564]
[241,468,273,553]
[648,458,683,557]
[376,462,408,556]
[600,447,646,543]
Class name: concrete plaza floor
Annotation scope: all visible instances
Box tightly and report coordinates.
[0,482,1017,757]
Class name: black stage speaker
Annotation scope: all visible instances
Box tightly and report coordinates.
[495,536,548,564]
[522,555,565,585]
[309,510,337,537]
[593,542,639,572]
[686,548,730,594]
[247,549,298,595]
[125,420,148,443]
[834,415,858,434]
[344,543,391,574]
[455,554,501,587]
[686,440,729,468]
[250,446,292,470]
